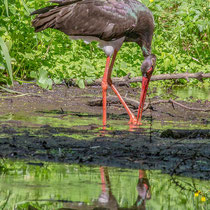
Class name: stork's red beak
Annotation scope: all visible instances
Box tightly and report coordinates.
[137,67,153,125]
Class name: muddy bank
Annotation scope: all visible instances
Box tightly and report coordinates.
[0,124,209,179]
[0,82,209,122]
[0,83,210,179]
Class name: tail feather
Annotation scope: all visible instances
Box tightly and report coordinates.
[50,0,82,6]
[31,1,78,32]
[41,19,57,31]
[32,14,57,28]
[31,0,83,32]
[30,5,56,16]
[31,5,61,32]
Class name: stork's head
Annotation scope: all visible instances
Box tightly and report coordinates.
[137,54,156,124]
[141,54,156,78]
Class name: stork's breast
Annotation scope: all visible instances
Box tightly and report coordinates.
[69,36,125,57]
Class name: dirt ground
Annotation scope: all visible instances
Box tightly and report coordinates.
[0,82,209,179]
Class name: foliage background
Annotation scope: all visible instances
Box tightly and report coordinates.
[0,0,209,88]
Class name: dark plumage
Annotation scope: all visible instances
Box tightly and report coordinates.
[31,0,154,56]
[31,0,156,126]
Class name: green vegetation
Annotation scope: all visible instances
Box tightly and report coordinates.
[0,0,209,89]
[0,160,209,209]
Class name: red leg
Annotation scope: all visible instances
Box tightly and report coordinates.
[100,167,106,192]
[136,86,147,125]
[107,50,137,124]
[102,56,111,126]
[110,85,137,124]
[139,170,146,179]
[137,75,151,125]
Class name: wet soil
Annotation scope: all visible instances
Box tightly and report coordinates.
[0,83,210,179]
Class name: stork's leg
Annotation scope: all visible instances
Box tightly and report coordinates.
[107,50,137,125]
[137,75,151,125]
[102,56,111,126]
[100,167,106,192]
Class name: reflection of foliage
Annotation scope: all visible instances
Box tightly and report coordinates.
[146,170,209,208]
[171,176,208,203]
[0,160,209,209]
[0,0,209,88]
[0,191,12,210]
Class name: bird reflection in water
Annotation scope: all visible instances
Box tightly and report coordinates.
[135,170,151,209]
[97,167,151,210]
[60,167,151,210]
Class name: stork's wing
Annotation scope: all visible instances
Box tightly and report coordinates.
[31,0,139,41]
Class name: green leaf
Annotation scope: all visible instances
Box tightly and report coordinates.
[19,0,31,15]
[86,78,93,84]
[53,77,62,84]
[0,62,5,70]
[77,79,85,89]
[164,58,170,70]
[30,71,37,78]
[4,0,9,16]
[37,69,53,89]
[0,37,13,85]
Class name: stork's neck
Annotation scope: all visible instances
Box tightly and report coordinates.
[138,32,153,57]
[141,46,151,57]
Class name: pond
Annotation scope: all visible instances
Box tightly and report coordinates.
[0,160,209,209]
[152,85,210,101]
[0,84,209,209]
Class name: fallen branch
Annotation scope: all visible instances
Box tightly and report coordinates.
[81,72,210,86]
[88,96,210,112]
[0,93,39,99]
[0,86,40,97]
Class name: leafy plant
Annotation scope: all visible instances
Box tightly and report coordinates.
[0,36,13,85]
[30,68,53,89]
[0,0,209,88]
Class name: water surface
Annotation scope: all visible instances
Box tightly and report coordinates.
[0,160,209,209]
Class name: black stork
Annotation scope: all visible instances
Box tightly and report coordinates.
[31,0,156,126]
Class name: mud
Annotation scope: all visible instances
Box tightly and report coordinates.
[0,82,210,179]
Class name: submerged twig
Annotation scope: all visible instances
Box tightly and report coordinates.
[88,95,210,112]
[0,93,37,99]
[0,86,24,94]
[0,86,40,98]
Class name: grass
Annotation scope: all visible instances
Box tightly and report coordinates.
[0,0,209,89]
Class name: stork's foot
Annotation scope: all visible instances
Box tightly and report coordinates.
[128,117,138,125]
